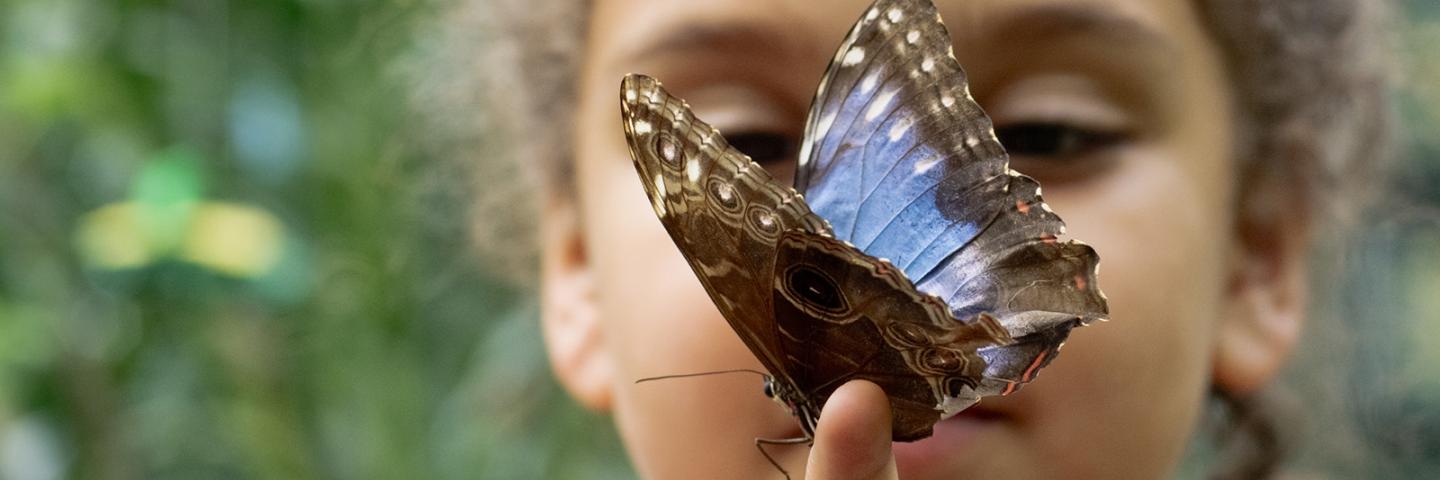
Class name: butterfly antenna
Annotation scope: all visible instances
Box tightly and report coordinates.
[634,369,769,384]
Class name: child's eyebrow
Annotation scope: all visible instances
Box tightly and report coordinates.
[982,3,1178,57]
[616,19,799,67]
[616,3,1176,67]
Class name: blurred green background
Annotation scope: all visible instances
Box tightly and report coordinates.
[0,0,1437,478]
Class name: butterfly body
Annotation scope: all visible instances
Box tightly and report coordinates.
[622,0,1107,444]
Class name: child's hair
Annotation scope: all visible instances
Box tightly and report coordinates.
[409,0,1395,476]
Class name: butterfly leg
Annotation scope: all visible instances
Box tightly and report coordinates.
[755,436,812,480]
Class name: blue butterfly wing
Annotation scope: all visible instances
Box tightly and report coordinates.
[797,0,1108,396]
[797,0,1006,271]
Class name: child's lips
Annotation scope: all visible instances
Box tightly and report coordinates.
[893,406,1007,474]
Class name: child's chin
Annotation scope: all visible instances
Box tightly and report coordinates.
[892,407,1007,477]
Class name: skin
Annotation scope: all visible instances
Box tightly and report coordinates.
[541,0,1310,478]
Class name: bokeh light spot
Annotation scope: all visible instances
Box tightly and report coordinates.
[75,202,152,269]
[181,202,285,278]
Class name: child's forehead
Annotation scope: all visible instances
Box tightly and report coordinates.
[588,0,1188,83]
[591,0,1184,53]
[586,0,1194,114]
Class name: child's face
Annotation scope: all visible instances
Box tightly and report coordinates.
[543,0,1306,478]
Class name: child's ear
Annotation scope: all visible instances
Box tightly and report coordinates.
[1213,169,1309,396]
[540,197,614,411]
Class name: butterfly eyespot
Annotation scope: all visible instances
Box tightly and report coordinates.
[747,206,780,236]
[917,348,969,374]
[885,323,933,348]
[784,265,849,315]
[944,376,977,397]
[653,132,684,170]
[705,177,743,213]
[763,380,775,399]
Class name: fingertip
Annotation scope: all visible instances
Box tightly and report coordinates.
[807,380,898,480]
[826,380,892,441]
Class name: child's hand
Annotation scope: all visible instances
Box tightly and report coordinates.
[806,380,900,480]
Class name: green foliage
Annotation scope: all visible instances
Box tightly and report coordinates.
[0,0,625,478]
[0,0,1437,478]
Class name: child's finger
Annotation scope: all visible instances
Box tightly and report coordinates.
[805,380,900,480]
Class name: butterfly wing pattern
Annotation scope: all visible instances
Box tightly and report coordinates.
[621,74,832,396]
[623,75,1008,442]
[622,0,1108,444]
[796,0,1109,398]
[773,229,1010,440]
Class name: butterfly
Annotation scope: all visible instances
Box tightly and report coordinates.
[621,0,1108,465]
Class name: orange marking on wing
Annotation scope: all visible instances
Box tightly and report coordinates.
[1016,200,1031,214]
[1020,350,1050,382]
[1074,274,1087,290]
[1001,382,1017,396]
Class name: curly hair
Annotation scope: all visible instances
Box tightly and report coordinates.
[409,0,1395,476]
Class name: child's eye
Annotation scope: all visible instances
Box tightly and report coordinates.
[995,121,1126,182]
[995,122,1124,159]
[727,130,799,167]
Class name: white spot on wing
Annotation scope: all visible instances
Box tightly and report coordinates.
[866,89,898,121]
[887,118,913,142]
[686,155,700,182]
[634,120,653,134]
[887,8,903,22]
[913,155,942,174]
[860,71,879,94]
[906,30,920,44]
[941,95,955,108]
[817,111,837,139]
[842,47,866,67]
[921,57,935,73]
[716,182,734,202]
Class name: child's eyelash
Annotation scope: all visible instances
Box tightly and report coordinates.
[995,121,1127,159]
[726,130,799,166]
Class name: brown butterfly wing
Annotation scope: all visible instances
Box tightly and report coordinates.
[621,74,833,385]
[916,173,1107,394]
[772,229,1011,441]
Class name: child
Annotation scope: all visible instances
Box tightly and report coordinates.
[429,0,1391,477]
